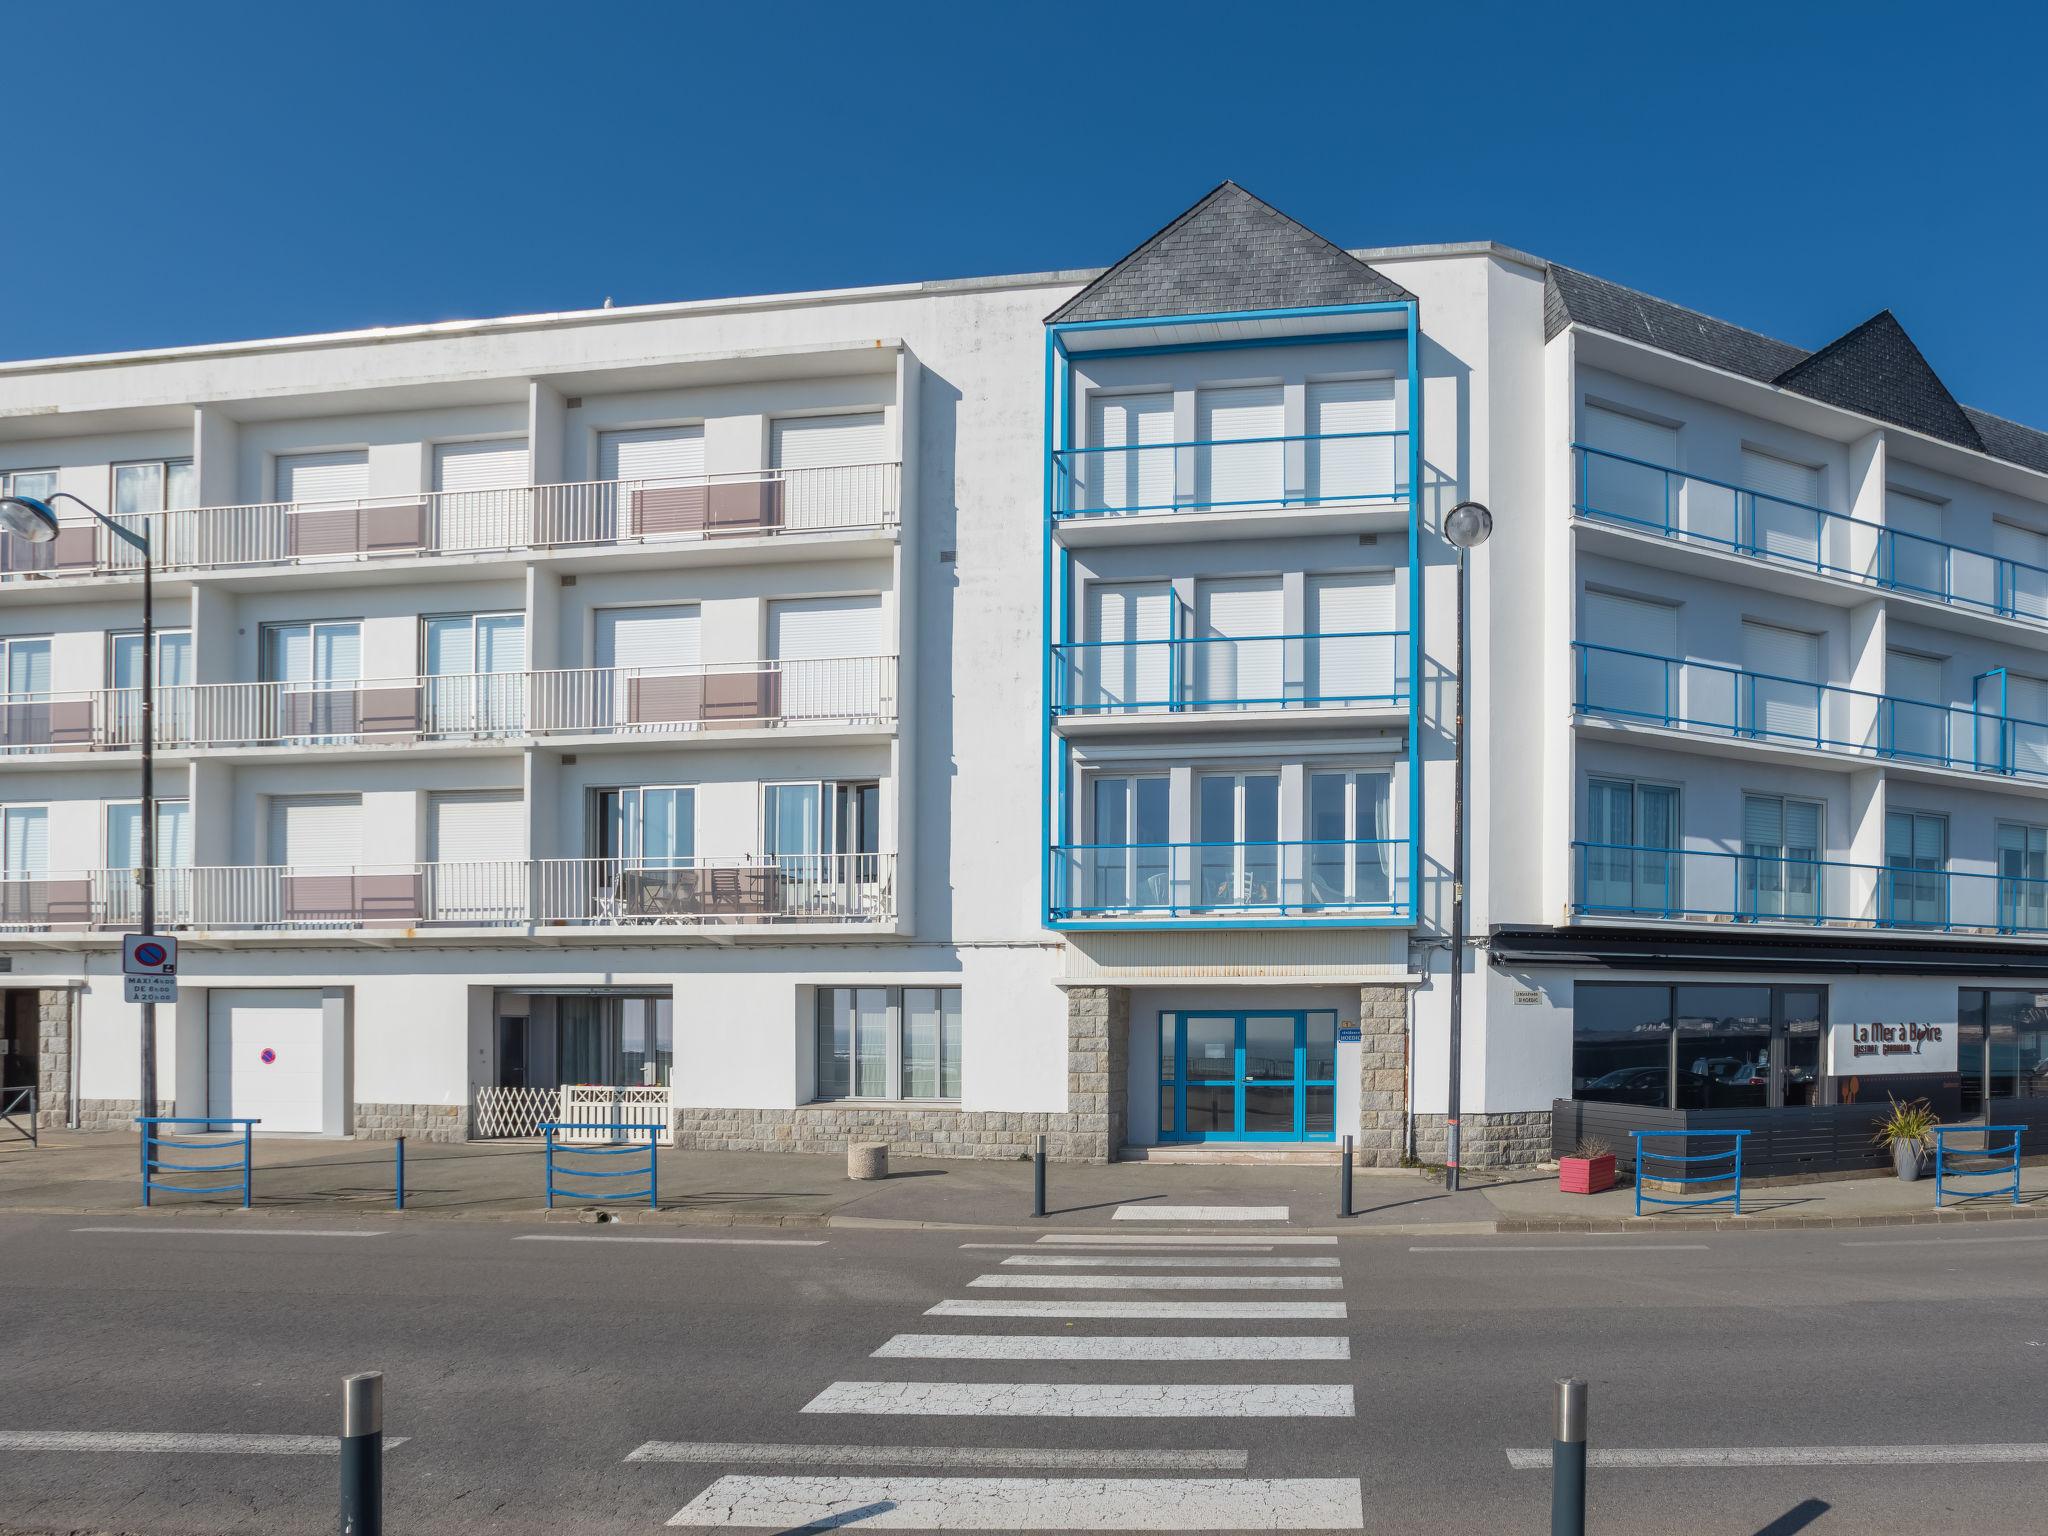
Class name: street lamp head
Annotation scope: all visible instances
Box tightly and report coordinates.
[0,495,58,544]
[1444,500,1494,550]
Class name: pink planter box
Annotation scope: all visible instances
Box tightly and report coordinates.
[1559,1153,1616,1195]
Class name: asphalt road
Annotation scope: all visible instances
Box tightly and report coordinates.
[2,1212,2047,1533]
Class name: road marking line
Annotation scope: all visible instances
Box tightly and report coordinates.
[71,1228,390,1239]
[999,1254,1338,1268]
[1032,1234,1334,1246]
[513,1234,826,1247]
[804,1382,1354,1418]
[1842,1234,2048,1248]
[873,1334,1352,1362]
[668,1475,1364,1529]
[961,1243,1277,1252]
[0,1431,410,1455]
[627,1441,1248,1471]
[968,1273,1342,1291]
[1507,1443,2048,1470]
[928,1299,1347,1320]
[1408,1243,1710,1254]
[1113,1205,1290,1222]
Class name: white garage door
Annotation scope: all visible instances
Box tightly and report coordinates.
[207,989,326,1134]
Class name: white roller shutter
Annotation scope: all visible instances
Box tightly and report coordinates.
[1584,406,1679,466]
[771,413,885,469]
[2007,674,2048,776]
[275,451,368,504]
[1995,518,2048,621]
[1195,578,1285,708]
[1086,393,1174,514]
[599,426,706,483]
[1307,378,1397,503]
[1887,649,1946,764]
[1308,572,1398,705]
[428,791,525,863]
[1742,621,1821,741]
[433,439,528,491]
[1581,407,1681,532]
[1083,583,1174,709]
[768,595,883,659]
[208,989,326,1134]
[595,605,701,672]
[1885,489,1949,599]
[433,439,529,552]
[1742,448,1823,563]
[1580,592,1679,721]
[267,794,362,869]
[1196,385,1284,510]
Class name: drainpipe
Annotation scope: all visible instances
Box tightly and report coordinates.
[1402,997,1415,1162]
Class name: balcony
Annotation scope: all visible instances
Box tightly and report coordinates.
[1049,839,1409,924]
[0,854,894,936]
[1571,840,2048,935]
[1049,432,1408,543]
[1573,641,2048,783]
[0,463,900,582]
[0,657,897,757]
[1575,445,2048,627]
[1051,631,1407,731]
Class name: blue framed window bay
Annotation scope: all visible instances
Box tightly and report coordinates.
[1041,299,1424,930]
[1159,1010,1339,1143]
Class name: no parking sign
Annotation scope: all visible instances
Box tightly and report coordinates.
[122,934,178,1004]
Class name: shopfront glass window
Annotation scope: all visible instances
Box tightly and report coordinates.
[1677,985,1772,1109]
[1572,984,1674,1107]
[1960,990,1987,1117]
[1782,989,1823,1107]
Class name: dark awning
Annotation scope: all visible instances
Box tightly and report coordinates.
[1488,923,2048,979]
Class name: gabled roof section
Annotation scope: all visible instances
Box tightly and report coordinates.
[1047,182,1413,326]
[1543,265,1807,380]
[1772,311,1983,453]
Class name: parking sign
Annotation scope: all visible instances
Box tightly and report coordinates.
[123,934,177,977]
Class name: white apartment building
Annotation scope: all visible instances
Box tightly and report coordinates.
[3,182,2044,1173]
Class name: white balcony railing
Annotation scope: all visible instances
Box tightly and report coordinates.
[0,854,894,933]
[0,658,896,755]
[0,463,901,581]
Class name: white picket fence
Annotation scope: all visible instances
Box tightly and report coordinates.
[470,1083,673,1143]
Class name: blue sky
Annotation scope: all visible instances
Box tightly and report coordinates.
[6,2,2047,423]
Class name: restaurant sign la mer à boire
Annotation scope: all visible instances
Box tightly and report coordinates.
[1826,1021,1958,1076]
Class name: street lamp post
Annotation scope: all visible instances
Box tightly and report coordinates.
[0,492,157,1117]
[1441,500,1494,1194]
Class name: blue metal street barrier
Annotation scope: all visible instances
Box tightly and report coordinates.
[1934,1124,2023,1208]
[137,1116,258,1208]
[1631,1129,1749,1216]
[540,1121,662,1209]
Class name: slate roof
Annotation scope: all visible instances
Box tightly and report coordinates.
[1047,182,1413,326]
[1547,263,2048,475]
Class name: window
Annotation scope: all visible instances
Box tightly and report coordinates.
[556,995,673,1089]
[814,986,960,1102]
[2,469,56,501]
[1197,771,1281,909]
[1080,582,1175,711]
[423,613,525,734]
[0,637,52,750]
[1884,810,1948,928]
[107,800,191,925]
[1582,778,1679,915]
[109,628,194,746]
[1574,983,1827,1111]
[1999,823,2048,933]
[764,779,880,888]
[1741,795,1822,920]
[1084,393,1173,514]
[596,786,694,868]
[1086,774,1169,912]
[113,459,197,517]
[1958,990,2048,1114]
[1305,769,1393,908]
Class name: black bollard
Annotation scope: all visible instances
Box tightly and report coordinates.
[1551,1377,1586,1536]
[1338,1134,1353,1218]
[1033,1133,1047,1218]
[394,1135,405,1212]
[340,1372,383,1536]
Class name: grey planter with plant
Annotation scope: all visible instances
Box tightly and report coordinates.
[1872,1095,1938,1182]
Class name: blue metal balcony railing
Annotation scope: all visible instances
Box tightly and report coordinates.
[1051,631,1409,715]
[1571,839,2048,933]
[1573,641,2048,781]
[1051,839,1409,920]
[1575,444,2048,624]
[1051,431,1410,520]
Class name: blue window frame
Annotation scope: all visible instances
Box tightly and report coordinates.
[1158,1010,1338,1142]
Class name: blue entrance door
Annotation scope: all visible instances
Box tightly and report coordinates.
[1160,1010,1338,1141]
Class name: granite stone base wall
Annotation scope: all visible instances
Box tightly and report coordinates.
[1411,1109,1553,1169]
[673,985,1133,1164]
[77,1097,174,1132]
[1355,983,1410,1167]
[35,990,72,1128]
[355,1102,467,1143]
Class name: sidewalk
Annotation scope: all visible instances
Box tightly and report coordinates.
[0,1131,1490,1233]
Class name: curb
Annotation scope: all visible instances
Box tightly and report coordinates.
[1493,1202,2048,1234]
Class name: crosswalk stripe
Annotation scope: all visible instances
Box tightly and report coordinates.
[873,1334,1352,1362]
[962,1243,1277,1252]
[802,1382,1355,1418]
[968,1273,1342,1291]
[71,1228,389,1240]
[0,1431,411,1455]
[515,1235,827,1248]
[626,1441,1247,1471]
[1113,1205,1290,1222]
[668,1474,1365,1529]
[1506,1443,2048,1470]
[928,1299,1347,1320]
[1032,1234,1334,1246]
[999,1254,1339,1268]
